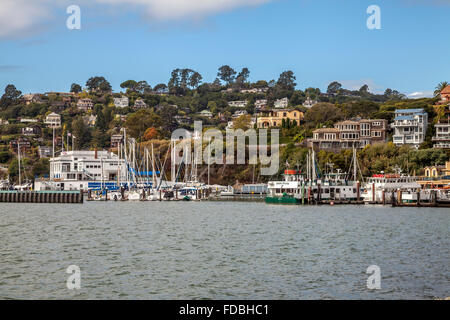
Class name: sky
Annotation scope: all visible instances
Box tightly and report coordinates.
[0,0,449,97]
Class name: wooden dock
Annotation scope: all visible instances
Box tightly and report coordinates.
[0,190,83,204]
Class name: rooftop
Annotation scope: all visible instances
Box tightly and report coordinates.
[395,108,425,114]
[313,127,340,133]
[441,85,450,94]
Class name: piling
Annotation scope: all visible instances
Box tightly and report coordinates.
[0,191,83,204]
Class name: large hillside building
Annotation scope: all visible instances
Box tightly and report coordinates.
[392,109,428,149]
[307,119,388,151]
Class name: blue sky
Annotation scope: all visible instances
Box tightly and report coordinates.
[0,0,448,97]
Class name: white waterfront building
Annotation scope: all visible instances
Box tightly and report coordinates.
[392,109,428,149]
[40,150,128,191]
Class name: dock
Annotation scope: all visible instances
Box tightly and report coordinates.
[0,190,83,204]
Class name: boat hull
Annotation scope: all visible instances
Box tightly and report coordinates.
[265,196,300,204]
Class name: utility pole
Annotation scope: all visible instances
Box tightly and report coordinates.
[52,127,55,158]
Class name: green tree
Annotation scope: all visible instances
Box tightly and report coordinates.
[136,81,152,94]
[0,84,22,110]
[304,103,344,128]
[217,65,237,85]
[233,114,252,130]
[125,109,162,139]
[0,151,11,163]
[236,67,250,86]
[70,83,82,93]
[72,117,91,149]
[32,158,49,177]
[434,81,449,96]
[327,81,342,94]
[276,71,296,91]
[86,76,112,93]
[120,80,138,92]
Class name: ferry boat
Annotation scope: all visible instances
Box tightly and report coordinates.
[362,174,420,204]
[265,170,359,204]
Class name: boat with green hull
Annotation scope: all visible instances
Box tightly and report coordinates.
[265,193,301,204]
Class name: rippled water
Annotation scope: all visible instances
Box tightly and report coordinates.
[0,202,448,299]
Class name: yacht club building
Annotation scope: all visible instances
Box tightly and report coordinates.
[38,150,128,191]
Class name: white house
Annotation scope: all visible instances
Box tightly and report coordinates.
[198,110,213,118]
[134,99,147,109]
[77,98,94,111]
[392,109,428,148]
[303,97,318,109]
[274,97,289,109]
[114,96,129,108]
[232,110,248,118]
[45,112,61,128]
[255,99,267,110]
[228,100,247,108]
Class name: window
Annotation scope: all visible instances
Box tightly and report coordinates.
[361,123,370,137]
[372,131,381,137]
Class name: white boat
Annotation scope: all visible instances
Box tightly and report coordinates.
[267,170,359,202]
[266,148,361,203]
[362,174,420,203]
[126,190,142,201]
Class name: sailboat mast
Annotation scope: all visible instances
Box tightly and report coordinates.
[353,145,357,183]
[18,141,21,187]
[151,144,156,189]
[207,143,210,186]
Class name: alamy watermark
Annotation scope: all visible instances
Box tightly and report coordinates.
[171,121,279,176]
[366,265,381,290]
[66,5,81,30]
[367,5,381,30]
[66,265,81,290]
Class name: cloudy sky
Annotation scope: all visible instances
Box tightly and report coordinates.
[0,0,448,96]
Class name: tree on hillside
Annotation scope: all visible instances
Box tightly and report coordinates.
[304,103,344,128]
[143,127,159,141]
[86,76,112,93]
[168,68,203,94]
[384,88,405,100]
[188,71,203,89]
[153,83,168,94]
[136,81,152,94]
[125,109,162,139]
[217,65,237,85]
[359,84,369,95]
[327,82,342,94]
[235,67,250,86]
[434,81,449,96]
[276,71,296,91]
[233,114,252,130]
[72,117,91,149]
[0,84,22,110]
[70,83,82,93]
[254,80,268,88]
[120,80,138,92]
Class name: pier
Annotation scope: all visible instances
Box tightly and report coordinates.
[0,190,83,204]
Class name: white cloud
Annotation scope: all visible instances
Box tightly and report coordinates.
[407,91,433,99]
[0,0,52,38]
[0,0,271,38]
[97,0,271,20]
